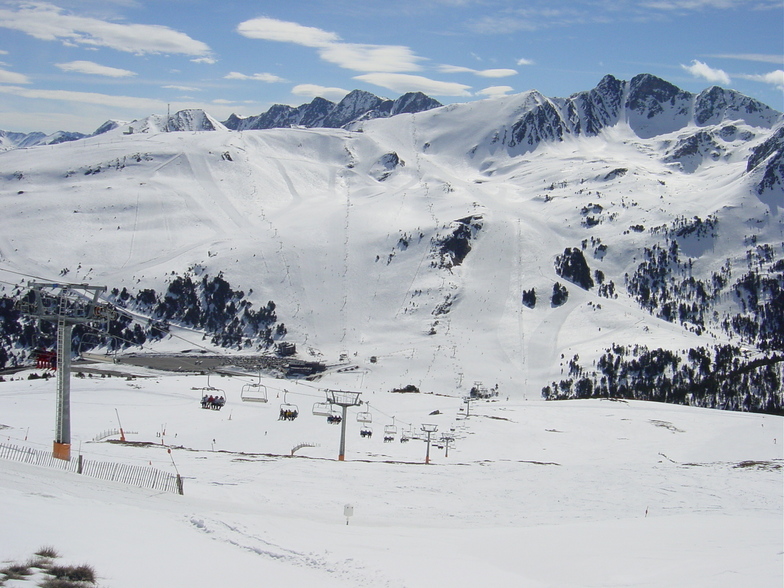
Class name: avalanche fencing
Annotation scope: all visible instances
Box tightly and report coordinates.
[0,442,183,495]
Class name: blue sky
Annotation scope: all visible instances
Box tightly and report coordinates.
[0,0,781,134]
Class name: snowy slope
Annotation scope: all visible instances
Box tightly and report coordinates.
[0,367,781,587]
[0,74,782,404]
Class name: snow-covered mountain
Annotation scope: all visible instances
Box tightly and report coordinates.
[223,90,442,131]
[0,129,88,151]
[0,73,782,413]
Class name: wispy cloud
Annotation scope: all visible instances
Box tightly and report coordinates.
[354,73,471,96]
[163,85,202,92]
[237,17,424,73]
[224,71,287,83]
[292,84,350,101]
[438,64,517,78]
[55,60,136,78]
[642,0,778,10]
[191,57,217,65]
[0,68,31,84]
[707,53,783,65]
[516,58,535,66]
[477,85,515,98]
[0,84,164,110]
[681,59,731,84]
[0,2,212,57]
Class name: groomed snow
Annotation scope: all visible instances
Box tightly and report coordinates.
[1,366,781,587]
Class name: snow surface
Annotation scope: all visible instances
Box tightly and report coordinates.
[0,366,781,587]
[1,96,780,397]
[0,368,784,588]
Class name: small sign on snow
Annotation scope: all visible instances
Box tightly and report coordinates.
[344,504,354,525]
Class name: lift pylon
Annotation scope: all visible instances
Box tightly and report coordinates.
[17,282,114,460]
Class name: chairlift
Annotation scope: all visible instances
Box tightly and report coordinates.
[383,417,397,442]
[327,408,343,425]
[312,401,333,417]
[197,385,226,410]
[279,389,299,421]
[356,401,372,424]
[241,382,268,403]
[359,425,373,438]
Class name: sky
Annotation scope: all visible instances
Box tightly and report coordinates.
[0,0,782,134]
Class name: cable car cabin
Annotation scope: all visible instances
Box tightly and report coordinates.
[312,401,333,417]
[359,425,373,438]
[241,383,268,403]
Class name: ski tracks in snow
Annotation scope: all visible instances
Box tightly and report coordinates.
[187,516,401,587]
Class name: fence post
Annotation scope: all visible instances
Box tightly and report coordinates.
[77,454,83,474]
[176,474,184,495]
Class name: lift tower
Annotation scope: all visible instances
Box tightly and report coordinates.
[17,282,114,461]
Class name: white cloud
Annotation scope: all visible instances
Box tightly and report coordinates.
[224,72,287,83]
[236,17,424,73]
[477,85,515,98]
[438,65,517,78]
[319,42,423,72]
[354,73,471,96]
[0,2,212,56]
[516,57,534,66]
[0,68,30,84]
[0,49,8,55]
[737,70,784,89]
[237,17,339,48]
[292,84,350,101]
[191,57,217,65]
[476,68,517,78]
[681,60,731,85]
[55,60,136,78]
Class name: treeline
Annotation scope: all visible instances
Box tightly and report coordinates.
[542,343,783,415]
[0,270,284,369]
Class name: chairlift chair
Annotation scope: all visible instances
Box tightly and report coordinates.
[383,417,397,442]
[359,424,373,438]
[312,401,333,417]
[241,383,268,403]
[327,408,343,425]
[279,390,299,421]
[356,401,372,424]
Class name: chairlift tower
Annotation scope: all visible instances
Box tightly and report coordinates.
[421,423,438,464]
[326,389,362,461]
[17,282,114,460]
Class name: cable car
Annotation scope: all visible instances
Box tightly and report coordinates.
[279,390,299,421]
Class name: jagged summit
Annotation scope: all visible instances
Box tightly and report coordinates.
[223,90,442,131]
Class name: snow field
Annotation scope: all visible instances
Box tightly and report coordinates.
[0,367,781,587]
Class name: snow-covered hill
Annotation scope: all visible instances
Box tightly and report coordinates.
[0,73,782,411]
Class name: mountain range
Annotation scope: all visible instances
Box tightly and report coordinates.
[0,73,782,413]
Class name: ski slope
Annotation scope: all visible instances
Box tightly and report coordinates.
[0,365,781,587]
